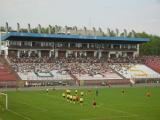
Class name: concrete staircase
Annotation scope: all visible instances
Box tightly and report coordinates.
[0,56,19,87]
[67,71,80,86]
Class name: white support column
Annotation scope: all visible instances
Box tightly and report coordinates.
[94,51,97,57]
[28,50,31,57]
[5,41,8,46]
[68,43,70,48]
[80,43,82,48]
[30,42,32,47]
[80,51,82,57]
[116,53,119,58]
[118,52,122,58]
[133,52,136,58]
[65,50,68,58]
[38,51,41,57]
[128,44,131,49]
[49,51,51,58]
[124,52,127,57]
[77,43,81,48]
[87,43,89,49]
[17,50,20,58]
[120,44,122,49]
[55,50,58,58]
[19,41,21,46]
[98,51,102,59]
[84,51,87,57]
[108,52,110,58]
[41,42,44,47]
[111,44,113,49]
[5,49,8,58]
[52,42,54,48]
[75,51,77,58]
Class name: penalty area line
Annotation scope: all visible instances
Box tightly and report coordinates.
[17,101,48,112]
[7,109,32,120]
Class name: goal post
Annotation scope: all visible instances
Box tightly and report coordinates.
[0,92,8,110]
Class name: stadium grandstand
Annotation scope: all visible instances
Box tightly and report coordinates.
[0,23,160,87]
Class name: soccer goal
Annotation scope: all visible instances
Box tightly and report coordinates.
[0,92,8,110]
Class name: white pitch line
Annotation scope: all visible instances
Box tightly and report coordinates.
[9,93,49,112]
[7,109,32,120]
[38,93,139,119]
[8,101,49,117]
[104,107,138,117]
[97,103,139,117]
[83,101,139,118]
[23,109,48,114]
[17,101,48,112]
[80,115,135,120]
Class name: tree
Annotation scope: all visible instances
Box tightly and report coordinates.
[110,30,116,36]
[93,27,96,36]
[137,32,160,56]
[115,28,119,36]
[84,26,87,35]
[107,28,111,36]
[0,26,5,32]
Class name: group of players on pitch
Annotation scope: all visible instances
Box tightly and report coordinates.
[61,88,151,108]
[62,89,97,108]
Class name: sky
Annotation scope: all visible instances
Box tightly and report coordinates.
[0,0,160,35]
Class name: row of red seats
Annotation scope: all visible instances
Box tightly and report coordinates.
[144,57,160,73]
[0,64,17,81]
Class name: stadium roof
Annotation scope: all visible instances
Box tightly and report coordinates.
[1,32,150,43]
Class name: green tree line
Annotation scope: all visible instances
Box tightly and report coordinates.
[135,32,160,56]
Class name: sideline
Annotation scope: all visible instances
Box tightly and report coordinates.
[1,83,160,92]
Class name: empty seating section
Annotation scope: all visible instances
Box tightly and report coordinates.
[143,56,160,73]
[67,62,122,80]
[110,63,160,79]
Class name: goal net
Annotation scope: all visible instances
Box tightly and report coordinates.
[0,92,8,110]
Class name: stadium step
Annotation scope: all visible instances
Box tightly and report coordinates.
[109,65,127,79]
[67,71,80,86]
[0,56,21,81]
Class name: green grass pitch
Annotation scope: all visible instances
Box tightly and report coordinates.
[0,87,160,120]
